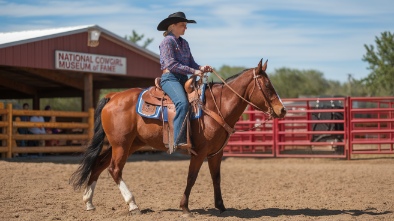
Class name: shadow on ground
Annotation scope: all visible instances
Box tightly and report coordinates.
[190,207,392,219]
[4,151,191,164]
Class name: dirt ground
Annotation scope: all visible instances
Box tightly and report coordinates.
[1,152,393,221]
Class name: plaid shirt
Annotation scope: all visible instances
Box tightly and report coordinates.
[159,33,200,75]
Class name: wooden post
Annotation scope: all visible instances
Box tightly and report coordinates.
[6,104,13,158]
[88,108,95,140]
[0,102,4,158]
[33,95,40,110]
[93,88,101,108]
[84,73,93,112]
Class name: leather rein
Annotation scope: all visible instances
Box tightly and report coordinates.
[203,69,274,158]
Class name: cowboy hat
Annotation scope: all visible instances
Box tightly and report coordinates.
[157,12,196,31]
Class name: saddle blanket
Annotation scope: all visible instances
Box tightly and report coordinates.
[136,84,206,121]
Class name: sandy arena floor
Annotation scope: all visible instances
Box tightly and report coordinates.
[0,152,393,221]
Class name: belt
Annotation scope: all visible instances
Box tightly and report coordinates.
[162,69,170,74]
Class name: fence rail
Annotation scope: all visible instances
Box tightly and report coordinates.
[0,103,94,158]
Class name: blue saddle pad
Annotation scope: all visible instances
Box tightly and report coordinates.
[136,84,206,121]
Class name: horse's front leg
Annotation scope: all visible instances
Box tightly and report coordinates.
[180,154,205,217]
[208,151,226,213]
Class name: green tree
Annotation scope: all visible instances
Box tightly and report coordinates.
[208,65,247,82]
[340,74,369,97]
[40,98,81,111]
[362,31,394,96]
[125,30,153,48]
[269,68,332,98]
[99,88,125,100]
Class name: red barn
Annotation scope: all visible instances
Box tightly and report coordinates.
[0,25,160,110]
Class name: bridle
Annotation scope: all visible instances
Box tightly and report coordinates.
[248,69,276,118]
[209,69,275,120]
[203,68,276,158]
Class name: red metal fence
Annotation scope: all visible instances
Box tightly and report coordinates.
[348,97,394,157]
[224,97,394,159]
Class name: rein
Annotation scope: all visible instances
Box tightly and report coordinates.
[235,117,272,132]
[203,69,273,158]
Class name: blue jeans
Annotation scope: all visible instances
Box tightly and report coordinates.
[160,72,189,145]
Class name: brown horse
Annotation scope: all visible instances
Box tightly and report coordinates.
[70,59,286,217]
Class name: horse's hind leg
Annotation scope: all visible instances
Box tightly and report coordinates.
[108,143,141,215]
[83,148,112,211]
[208,151,226,213]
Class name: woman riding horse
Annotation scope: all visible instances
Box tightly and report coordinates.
[70,38,287,218]
[158,12,213,152]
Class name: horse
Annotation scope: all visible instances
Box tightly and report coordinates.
[70,59,287,217]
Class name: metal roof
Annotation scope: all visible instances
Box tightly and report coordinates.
[0,25,93,45]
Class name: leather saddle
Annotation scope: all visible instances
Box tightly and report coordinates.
[139,74,204,154]
[141,77,201,107]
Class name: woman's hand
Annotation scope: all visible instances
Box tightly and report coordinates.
[194,69,203,76]
[199,65,213,73]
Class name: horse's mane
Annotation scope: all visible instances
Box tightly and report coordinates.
[209,68,252,86]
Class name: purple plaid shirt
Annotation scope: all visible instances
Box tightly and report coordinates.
[159,33,200,75]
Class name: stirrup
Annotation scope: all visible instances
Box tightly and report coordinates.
[177,143,198,156]
[187,148,198,156]
[176,142,191,149]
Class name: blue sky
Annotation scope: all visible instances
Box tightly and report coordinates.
[0,0,393,82]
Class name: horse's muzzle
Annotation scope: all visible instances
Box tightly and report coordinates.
[279,107,287,118]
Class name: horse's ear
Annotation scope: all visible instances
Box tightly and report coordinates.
[262,59,268,72]
[256,58,263,73]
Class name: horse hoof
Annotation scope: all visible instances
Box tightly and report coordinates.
[86,203,96,211]
[181,213,194,218]
[129,208,141,215]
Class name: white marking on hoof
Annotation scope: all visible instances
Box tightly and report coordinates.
[83,181,97,211]
[118,179,139,213]
[129,203,139,212]
[86,202,96,211]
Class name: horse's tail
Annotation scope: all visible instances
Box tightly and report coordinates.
[69,97,110,190]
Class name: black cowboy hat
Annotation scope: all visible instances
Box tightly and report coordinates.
[157,12,196,31]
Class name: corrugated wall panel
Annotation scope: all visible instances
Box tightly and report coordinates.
[20,44,28,67]
[0,48,4,64]
[34,40,42,68]
[27,42,35,67]
[41,39,50,68]
[1,47,13,65]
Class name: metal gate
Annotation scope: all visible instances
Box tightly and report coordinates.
[224,97,394,159]
[348,97,394,158]
[275,97,347,158]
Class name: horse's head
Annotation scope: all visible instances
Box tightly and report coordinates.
[248,59,286,118]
